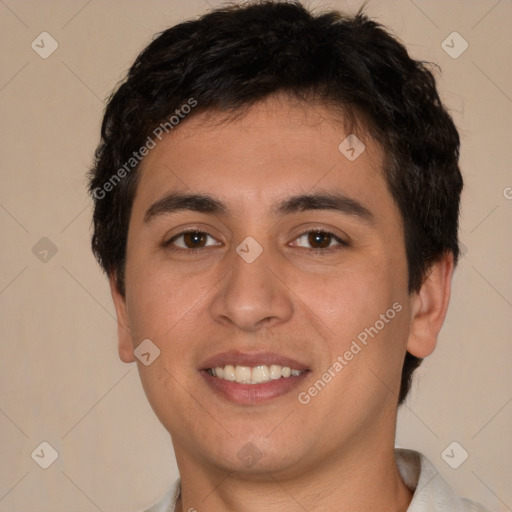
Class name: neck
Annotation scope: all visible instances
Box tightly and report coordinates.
[174,444,412,512]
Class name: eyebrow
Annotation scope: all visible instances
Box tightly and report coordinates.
[144,193,228,222]
[144,191,375,225]
[273,192,375,225]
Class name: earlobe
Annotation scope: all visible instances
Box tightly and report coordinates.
[109,274,136,363]
[406,251,454,358]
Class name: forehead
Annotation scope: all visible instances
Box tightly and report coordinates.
[132,96,391,218]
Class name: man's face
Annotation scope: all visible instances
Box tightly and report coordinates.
[113,96,415,478]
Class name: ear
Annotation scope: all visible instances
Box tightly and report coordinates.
[406,251,454,358]
[109,274,136,363]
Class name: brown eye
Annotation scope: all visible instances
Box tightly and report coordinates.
[307,231,333,249]
[182,232,208,248]
[292,230,346,251]
[168,231,220,250]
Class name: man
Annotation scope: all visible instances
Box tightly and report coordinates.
[88,1,490,510]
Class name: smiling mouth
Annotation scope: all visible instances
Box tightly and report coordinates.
[207,364,304,384]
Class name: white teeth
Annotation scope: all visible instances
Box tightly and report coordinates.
[252,365,270,382]
[269,364,282,380]
[208,364,303,384]
[235,365,252,383]
[223,365,236,381]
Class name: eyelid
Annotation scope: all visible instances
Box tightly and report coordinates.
[289,229,348,250]
[164,227,349,252]
[287,222,349,242]
[164,228,223,250]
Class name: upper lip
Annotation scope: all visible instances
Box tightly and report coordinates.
[200,350,309,371]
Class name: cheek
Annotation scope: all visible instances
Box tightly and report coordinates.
[289,256,400,335]
[289,252,410,399]
[300,269,409,412]
[124,255,206,343]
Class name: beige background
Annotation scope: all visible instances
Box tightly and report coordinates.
[0,0,511,510]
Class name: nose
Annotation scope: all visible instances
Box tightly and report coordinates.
[209,244,294,332]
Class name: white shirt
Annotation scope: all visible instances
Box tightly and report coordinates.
[143,449,490,511]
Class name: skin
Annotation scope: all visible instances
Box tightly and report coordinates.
[110,95,454,512]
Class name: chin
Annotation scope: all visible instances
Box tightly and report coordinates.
[198,434,309,478]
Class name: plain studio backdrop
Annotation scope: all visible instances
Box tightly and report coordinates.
[0,1,511,511]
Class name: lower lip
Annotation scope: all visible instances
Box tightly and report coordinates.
[201,370,309,405]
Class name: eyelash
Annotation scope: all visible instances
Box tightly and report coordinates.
[292,230,348,253]
[164,228,348,254]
